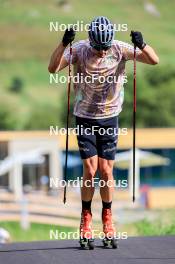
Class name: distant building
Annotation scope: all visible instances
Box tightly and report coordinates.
[0,132,62,199]
[0,129,175,200]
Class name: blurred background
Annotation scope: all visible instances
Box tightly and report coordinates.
[0,0,175,243]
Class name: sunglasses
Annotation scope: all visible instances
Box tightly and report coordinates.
[93,45,111,51]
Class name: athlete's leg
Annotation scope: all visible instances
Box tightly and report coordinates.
[98,157,117,244]
[81,155,98,202]
[98,158,114,202]
[96,116,118,202]
[79,155,98,244]
[95,117,118,243]
[75,116,98,203]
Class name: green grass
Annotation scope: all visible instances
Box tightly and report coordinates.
[135,219,175,236]
[0,59,67,129]
[0,221,76,242]
[0,0,175,129]
[0,0,175,62]
[134,209,175,236]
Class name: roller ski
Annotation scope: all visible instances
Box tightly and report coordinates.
[102,208,118,249]
[79,209,95,250]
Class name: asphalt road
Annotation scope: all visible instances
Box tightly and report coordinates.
[0,236,175,264]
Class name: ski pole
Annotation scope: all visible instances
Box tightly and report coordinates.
[63,42,72,204]
[133,44,136,203]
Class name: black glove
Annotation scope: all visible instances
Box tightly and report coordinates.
[62,28,76,47]
[130,31,146,50]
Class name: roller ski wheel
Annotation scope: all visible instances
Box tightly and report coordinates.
[103,237,118,249]
[79,237,95,250]
[79,209,94,250]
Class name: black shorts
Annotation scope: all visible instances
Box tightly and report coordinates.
[75,116,118,160]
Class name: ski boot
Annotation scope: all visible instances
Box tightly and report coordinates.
[102,208,118,249]
[79,209,94,250]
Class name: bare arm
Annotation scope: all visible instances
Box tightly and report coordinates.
[48,28,75,73]
[129,31,159,65]
[48,42,69,73]
[136,45,159,65]
[124,44,159,65]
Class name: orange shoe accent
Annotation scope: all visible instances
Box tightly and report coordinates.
[80,209,93,239]
[102,208,116,239]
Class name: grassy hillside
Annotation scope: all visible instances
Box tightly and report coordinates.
[0,0,175,129]
[1,0,174,61]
